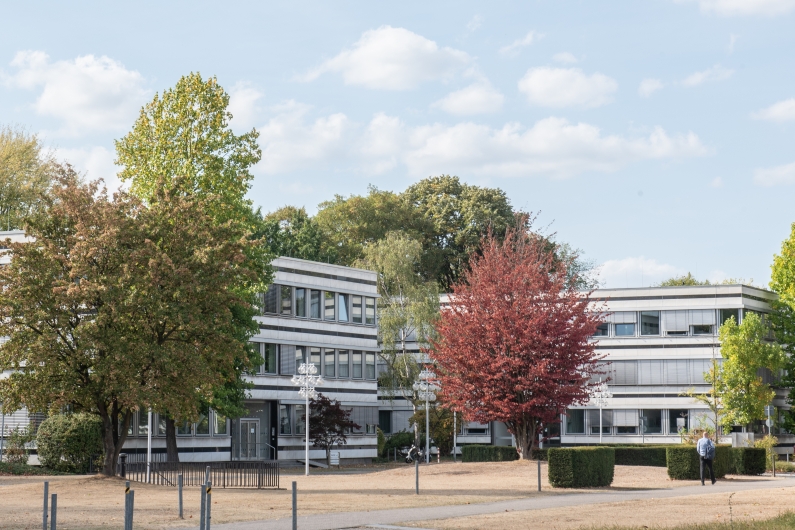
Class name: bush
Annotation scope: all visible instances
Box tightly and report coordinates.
[530,448,548,461]
[36,413,103,473]
[614,447,667,467]
[548,447,615,488]
[383,431,414,457]
[376,427,387,457]
[4,427,32,465]
[666,445,730,480]
[730,447,767,475]
[461,445,518,462]
[0,462,67,476]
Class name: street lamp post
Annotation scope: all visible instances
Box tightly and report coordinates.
[413,368,439,464]
[591,379,612,444]
[292,363,324,476]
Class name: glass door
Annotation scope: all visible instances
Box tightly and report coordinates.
[240,419,260,460]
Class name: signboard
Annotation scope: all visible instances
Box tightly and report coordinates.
[330,451,340,466]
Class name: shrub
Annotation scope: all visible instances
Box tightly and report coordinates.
[376,427,387,457]
[461,445,518,462]
[548,447,615,488]
[4,427,32,465]
[614,446,667,467]
[730,447,766,475]
[36,413,103,473]
[383,431,414,457]
[666,445,730,480]
[754,435,778,470]
[530,448,548,461]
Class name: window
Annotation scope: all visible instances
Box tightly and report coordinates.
[138,415,149,436]
[324,291,335,320]
[310,290,321,319]
[295,405,306,435]
[279,405,291,435]
[593,323,609,336]
[692,324,713,335]
[177,421,192,436]
[615,323,635,336]
[591,425,611,434]
[365,297,376,325]
[126,413,135,436]
[565,409,585,434]
[641,410,662,434]
[157,415,167,436]
[214,412,228,435]
[720,309,739,325]
[280,285,292,316]
[263,284,278,314]
[379,410,392,434]
[261,343,278,374]
[295,346,306,373]
[640,311,660,336]
[366,424,377,435]
[669,409,688,434]
[295,288,307,317]
[338,293,349,322]
[617,426,637,434]
[352,351,363,378]
[325,350,335,377]
[365,352,376,379]
[196,412,210,435]
[664,310,688,336]
[352,296,363,324]
[310,347,322,373]
[465,423,489,435]
[338,350,349,378]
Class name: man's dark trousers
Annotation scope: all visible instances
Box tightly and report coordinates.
[700,456,715,484]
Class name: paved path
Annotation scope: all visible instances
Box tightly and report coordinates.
[209,477,795,530]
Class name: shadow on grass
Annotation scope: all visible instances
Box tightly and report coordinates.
[586,511,795,530]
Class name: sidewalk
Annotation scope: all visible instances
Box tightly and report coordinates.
[208,476,795,530]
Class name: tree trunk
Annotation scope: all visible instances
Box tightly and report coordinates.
[166,417,180,462]
[510,419,539,461]
[326,446,331,467]
[98,403,130,476]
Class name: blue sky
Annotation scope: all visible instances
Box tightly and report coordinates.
[2,1,794,288]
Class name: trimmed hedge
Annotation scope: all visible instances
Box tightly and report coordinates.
[461,445,518,462]
[730,447,766,475]
[548,447,615,488]
[666,445,730,480]
[530,448,548,461]
[614,446,667,467]
[36,413,104,473]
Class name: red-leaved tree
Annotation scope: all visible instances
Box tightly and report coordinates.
[431,225,602,459]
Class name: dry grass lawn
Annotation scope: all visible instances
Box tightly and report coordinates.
[0,461,789,529]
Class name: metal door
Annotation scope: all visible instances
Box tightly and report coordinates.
[240,419,259,460]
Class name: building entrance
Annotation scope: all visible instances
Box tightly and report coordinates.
[231,401,276,460]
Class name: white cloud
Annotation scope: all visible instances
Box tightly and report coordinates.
[753,161,795,186]
[256,100,351,174]
[300,26,470,90]
[552,52,578,64]
[228,82,264,130]
[431,83,504,115]
[55,145,124,191]
[677,0,795,16]
[5,51,147,136]
[728,33,739,52]
[751,98,795,122]
[499,32,540,55]
[681,64,734,87]
[710,176,724,187]
[466,15,483,32]
[598,256,682,288]
[638,78,664,97]
[518,67,618,108]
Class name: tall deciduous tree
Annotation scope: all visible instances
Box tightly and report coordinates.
[0,126,53,230]
[307,394,360,466]
[0,168,263,475]
[115,72,269,460]
[259,206,337,263]
[719,313,785,430]
[431,225,601,459]
[770,223,795,432]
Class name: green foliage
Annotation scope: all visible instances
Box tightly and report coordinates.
[730,447,766,475]
[658,272,711,286]
[719,314,784,430]
[613,447,667,467]
[770,223,795,433]
[4,427,32,465]
[376,427,387,457]
[461,445,519,462]
[0,461,68,476]
[666,445,730,480]
[36,413,103,473]
[530,448,548,461]
[383,431,415,455]
[258,206,336,263]
[0,125,53,230]
[753,435,778,470]
[409,406,455,456]
[547,447,615,488]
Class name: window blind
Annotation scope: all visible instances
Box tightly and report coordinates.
[279,344,296,375]
[663,310,688,332]
[665,360,689,385]
[638,360,664,385]
[609,311,637,324]
[587,409,613,427]
[613,409,639,427]
[689,310,716,325]
[613,361,638,385]
[689,359,714,384]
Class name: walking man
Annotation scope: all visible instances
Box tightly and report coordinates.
[696,431,716,485]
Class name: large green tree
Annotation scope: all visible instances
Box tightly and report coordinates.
[718,313,784,431]
[259,205,337,263]
[770,222,795,432]
[115,72,269,460]
[0,169,263,475]
[0,126,53,230]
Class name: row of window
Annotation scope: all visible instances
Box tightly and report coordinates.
[593,359,719,386]
[125,410,228,438]
[261,284,376,325]
[278,404,378,436]
[253,343,378,379]
[565,408,690,436]
[593,309,744,338]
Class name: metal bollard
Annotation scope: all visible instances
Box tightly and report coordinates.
[415,458,419,495]
[43,481,49,530]
[206,481,212,530]
[291,481,297,530]
[129,490,134,529]
[200,482,207,530]
[178,474,183,519]
[125,481,131,530]
[120,453,127,478]
[537,458,541,492]
[50,494,57,530]
[205,465,210,485]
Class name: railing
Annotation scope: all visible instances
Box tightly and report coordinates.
[230,441,277,461]
[118,458,279,489]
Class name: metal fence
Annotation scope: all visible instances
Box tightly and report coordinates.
[118,459,279,489]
